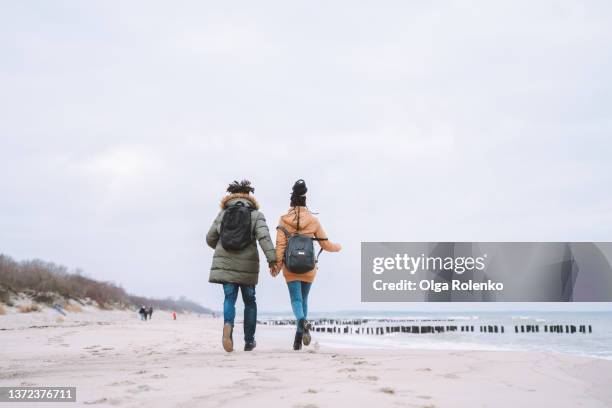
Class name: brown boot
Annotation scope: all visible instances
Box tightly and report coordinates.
[222,323,234,352]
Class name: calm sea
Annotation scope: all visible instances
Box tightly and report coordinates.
[259,311,612,359]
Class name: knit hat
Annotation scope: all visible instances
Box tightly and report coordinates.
[292,179,307,196]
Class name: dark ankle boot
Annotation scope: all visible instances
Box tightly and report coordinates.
[293,331,303,350]
[299,319,312,346]
[244,340,257,351]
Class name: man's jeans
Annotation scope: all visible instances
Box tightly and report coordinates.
[223,283,256,343]
[287,281,312,333]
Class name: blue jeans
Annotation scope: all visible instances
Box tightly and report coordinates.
[287,281,312,333]
[223,283,257,343]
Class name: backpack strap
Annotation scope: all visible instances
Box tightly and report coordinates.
[236,201,255,210]
[315,247,324,263]
[225,201,247,210]
[276,225,291,239]
[312,237,328,263]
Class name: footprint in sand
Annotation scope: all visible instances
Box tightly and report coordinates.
[83,345,109,357]
[240,371,280,384]
[348,374,378,382]
[107,380,135,387]
[0,370,30,380]
[20,381,37,386]
[380,387,395,395]
[442,373,459,379]
[150,374,167,379]
[126,384,151,394]
[293,404,319,408]
[416,367,432,372]
[84,397,122,405]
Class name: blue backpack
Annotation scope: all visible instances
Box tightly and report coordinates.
[277,225,328,274]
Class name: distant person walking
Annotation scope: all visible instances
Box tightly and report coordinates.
[139,306,147,321]
[272,180,341,350]
[172,311,177,320]
[148,306,153,320]
[206,180,277,352]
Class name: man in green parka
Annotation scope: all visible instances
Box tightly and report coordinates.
[206,180,276,352]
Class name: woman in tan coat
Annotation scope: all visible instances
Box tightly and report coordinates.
[272,180,341,350]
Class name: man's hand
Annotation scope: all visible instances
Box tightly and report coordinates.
[269,263,281,277]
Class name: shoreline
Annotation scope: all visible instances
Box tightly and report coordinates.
[2,306,611,359]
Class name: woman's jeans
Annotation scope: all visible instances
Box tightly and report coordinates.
[223,283,256,343]
[287,281,312,333]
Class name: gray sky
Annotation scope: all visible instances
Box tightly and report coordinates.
[1,1,612,313]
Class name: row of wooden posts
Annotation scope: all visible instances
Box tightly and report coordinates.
[262,318,453,326]
[262,320,593,335]
[311,324,592,335]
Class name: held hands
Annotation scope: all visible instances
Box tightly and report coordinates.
[269,263,281,277]
[273,264,281,277]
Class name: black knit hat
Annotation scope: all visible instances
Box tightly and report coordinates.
[290,179,307,207]
[292,179,307,196]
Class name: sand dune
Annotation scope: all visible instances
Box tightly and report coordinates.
[1,308,611,407]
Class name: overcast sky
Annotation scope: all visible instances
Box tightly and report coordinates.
[1,1,612,313]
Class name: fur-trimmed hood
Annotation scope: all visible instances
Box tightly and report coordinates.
[220,193,260,210]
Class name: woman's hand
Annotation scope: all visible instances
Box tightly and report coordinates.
[269,264,281,277]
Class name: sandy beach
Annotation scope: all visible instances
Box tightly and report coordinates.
[1,308,611,408]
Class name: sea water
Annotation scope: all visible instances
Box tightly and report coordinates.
[259,311,612,359]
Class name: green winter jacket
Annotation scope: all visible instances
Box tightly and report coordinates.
[206,193,276,286]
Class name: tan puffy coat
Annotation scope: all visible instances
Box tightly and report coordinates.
[275,207,341,283]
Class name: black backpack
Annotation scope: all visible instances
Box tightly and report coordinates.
[220,202,254,250]
[277,225,328,274]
